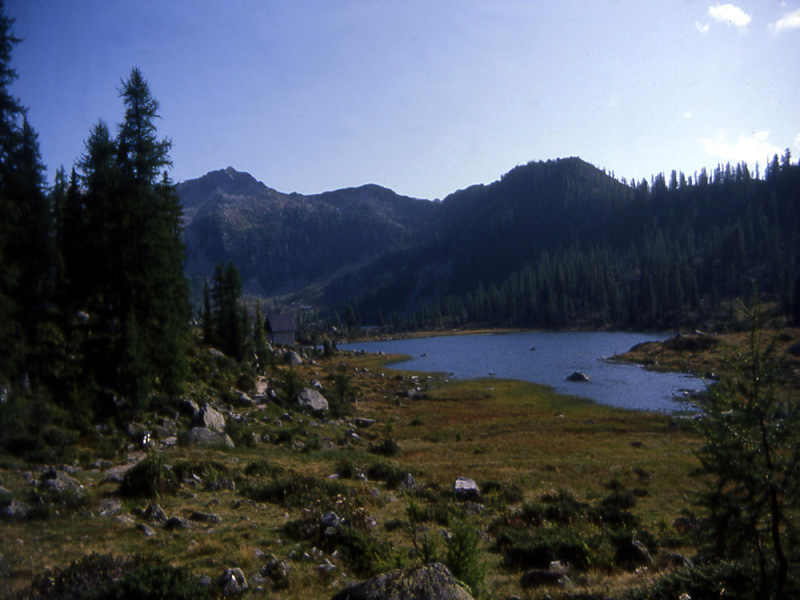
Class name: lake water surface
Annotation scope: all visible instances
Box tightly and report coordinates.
[341,332,706,412]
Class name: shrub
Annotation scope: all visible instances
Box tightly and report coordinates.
[120,453,179,498]
[369,438,399,457]
[445,520,486,593]
[19,553,213,600]
[243,459,284,479]
[522,488,590,526]
[494,525,612,571]
[240,473,348,508]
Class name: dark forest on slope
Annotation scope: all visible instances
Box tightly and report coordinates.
[328,156,800,331]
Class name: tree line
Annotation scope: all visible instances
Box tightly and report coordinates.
[0,6,188,450]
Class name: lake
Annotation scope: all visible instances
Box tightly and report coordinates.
[341,331,706,412]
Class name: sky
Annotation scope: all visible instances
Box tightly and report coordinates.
[6,0,800,200]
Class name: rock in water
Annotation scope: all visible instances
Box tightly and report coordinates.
[331,563,474,600]
[566,371,591,382]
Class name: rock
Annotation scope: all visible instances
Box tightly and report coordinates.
[321,511,342,529]
[399,473,417,492]
[185,427,235,448]
[453,477,481,501]
[193,404,226,432]
[788,342,800,357]
[236,391,254,405]
[136,523,156,537]
[295,387,329,413]
[331,563,474,600]
[98,498,122,517]
[566,371,591,382]
[191,511,223,524]
[261,558,293,590]
[615,539,654,569]
[164,516,190,530]
[1,498,32,520]
[40,469,85,496]
[520,569,569,589]
[144,502,168,523]
[180,398,200,418]
[284,350,303,365]
[353,417,377,428]
[659,552,693,569]
[219,567,248,596]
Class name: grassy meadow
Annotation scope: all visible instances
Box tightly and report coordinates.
[0,342,723,599]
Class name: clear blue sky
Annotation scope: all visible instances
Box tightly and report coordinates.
[6,0,800,199]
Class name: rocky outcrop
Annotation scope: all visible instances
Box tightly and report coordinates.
[331,563,474,600]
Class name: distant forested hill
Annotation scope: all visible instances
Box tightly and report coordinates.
[180,156,800,331]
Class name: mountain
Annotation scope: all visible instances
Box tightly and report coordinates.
[179,157,800,330]
[178,167,438,298]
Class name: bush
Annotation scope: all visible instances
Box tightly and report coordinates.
[120,453,179,498]
[494,525,612,571]
[241,473,348,508]
[445,520,486,593]
[243,459,284,479]
[369,438,399,457]
[522,488,589,526]
[19,553,213,600]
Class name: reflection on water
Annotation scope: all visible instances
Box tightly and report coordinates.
[342,331,706,412]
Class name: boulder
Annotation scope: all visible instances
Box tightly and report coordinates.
[136,523,156,537]
[659,552,693,569]
[193,404,226,432]
[98,498,122,517]
[144,502,168,523]
[520,569,569,589]
[354,417,377,428]
[164,516,190,530]
[284,350,303,365]
[331,563,474,600]
[453,477,481,501]
[180,398,200,418]
[566,371,591,382]
[295,387,329,413]
[1,498,31,520]
[190,510,222,524]
[219,567,248,596]
[615,539,654,569]
[185,427,235,448]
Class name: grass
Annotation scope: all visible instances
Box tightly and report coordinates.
[0,333,753,599]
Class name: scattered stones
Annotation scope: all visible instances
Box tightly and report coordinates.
[219,567,248,596]
[185,427,235,448]
[331,563,474,600]
[453,477,481,501]
[39,468,85,496]
[566,371,591,382]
